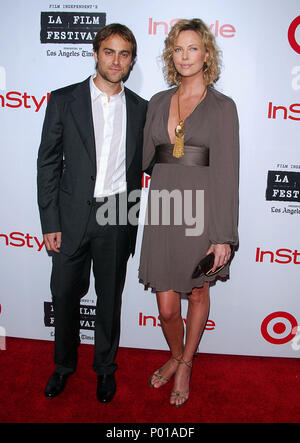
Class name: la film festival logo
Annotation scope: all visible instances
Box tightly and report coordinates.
[40,6,106,58]
[40,11,106,44]
[266,171,300,204]
[44,302,96,331]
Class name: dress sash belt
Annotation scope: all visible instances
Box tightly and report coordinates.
[155,144,209,167]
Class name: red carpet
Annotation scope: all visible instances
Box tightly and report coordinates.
[1,337,300,423]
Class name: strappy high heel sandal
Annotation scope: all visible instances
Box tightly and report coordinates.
[148,354,182,388]
[170,357,193,407]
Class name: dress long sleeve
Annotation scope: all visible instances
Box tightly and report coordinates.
[208,96,239,246]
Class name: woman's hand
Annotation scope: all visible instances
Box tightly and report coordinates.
[206,243,231,272]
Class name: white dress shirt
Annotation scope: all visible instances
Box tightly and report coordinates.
[90,75,127,198]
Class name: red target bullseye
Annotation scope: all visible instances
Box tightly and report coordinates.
[288,16,300,54]
[261,312,298,345]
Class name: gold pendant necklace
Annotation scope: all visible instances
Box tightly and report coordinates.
[173,86,207,158]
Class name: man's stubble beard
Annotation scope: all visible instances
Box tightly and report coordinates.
[99,70,123,85]
[97,64,129,85]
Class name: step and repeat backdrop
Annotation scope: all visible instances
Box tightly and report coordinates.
[0,0,299,358]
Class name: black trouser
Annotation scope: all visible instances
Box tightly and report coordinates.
[50,196,131,376]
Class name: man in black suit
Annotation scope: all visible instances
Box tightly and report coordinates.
[37,23,147,403]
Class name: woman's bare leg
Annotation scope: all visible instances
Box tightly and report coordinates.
[149,290,184,388]
[171,282,210,406]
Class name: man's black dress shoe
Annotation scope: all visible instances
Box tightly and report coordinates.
[44,372,71,399]
[97,374,116,403]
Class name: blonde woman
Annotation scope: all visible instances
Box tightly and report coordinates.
[139,19,239,407]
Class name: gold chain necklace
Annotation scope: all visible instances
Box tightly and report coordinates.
[173,86,207,158]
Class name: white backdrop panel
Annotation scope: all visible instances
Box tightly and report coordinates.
[0,0,299,358]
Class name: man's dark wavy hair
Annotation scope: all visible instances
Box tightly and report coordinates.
[93,23,137,63]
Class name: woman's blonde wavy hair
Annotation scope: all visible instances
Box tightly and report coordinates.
[162,18,222,86]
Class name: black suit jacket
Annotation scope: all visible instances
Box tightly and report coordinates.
[37,77,148,256]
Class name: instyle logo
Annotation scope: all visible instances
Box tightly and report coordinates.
[267,101,300,121]
[288,16,300,54]
[0,232,45,252]
[148,18,236,38]
[255,247,300,264]
[0,91,50,112]
[141,172,151,189]
[138,312,215,330]
[40,11,106,44]
[261,312,298,345]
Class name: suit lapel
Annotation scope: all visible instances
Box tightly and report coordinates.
[69,80,139,175]
[125,88,139,173]
[69,77,96,169]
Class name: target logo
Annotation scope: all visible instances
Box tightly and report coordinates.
[288,16,300,54]
[261,311,298,345]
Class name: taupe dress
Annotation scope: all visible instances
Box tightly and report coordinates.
[138,86,239,293]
